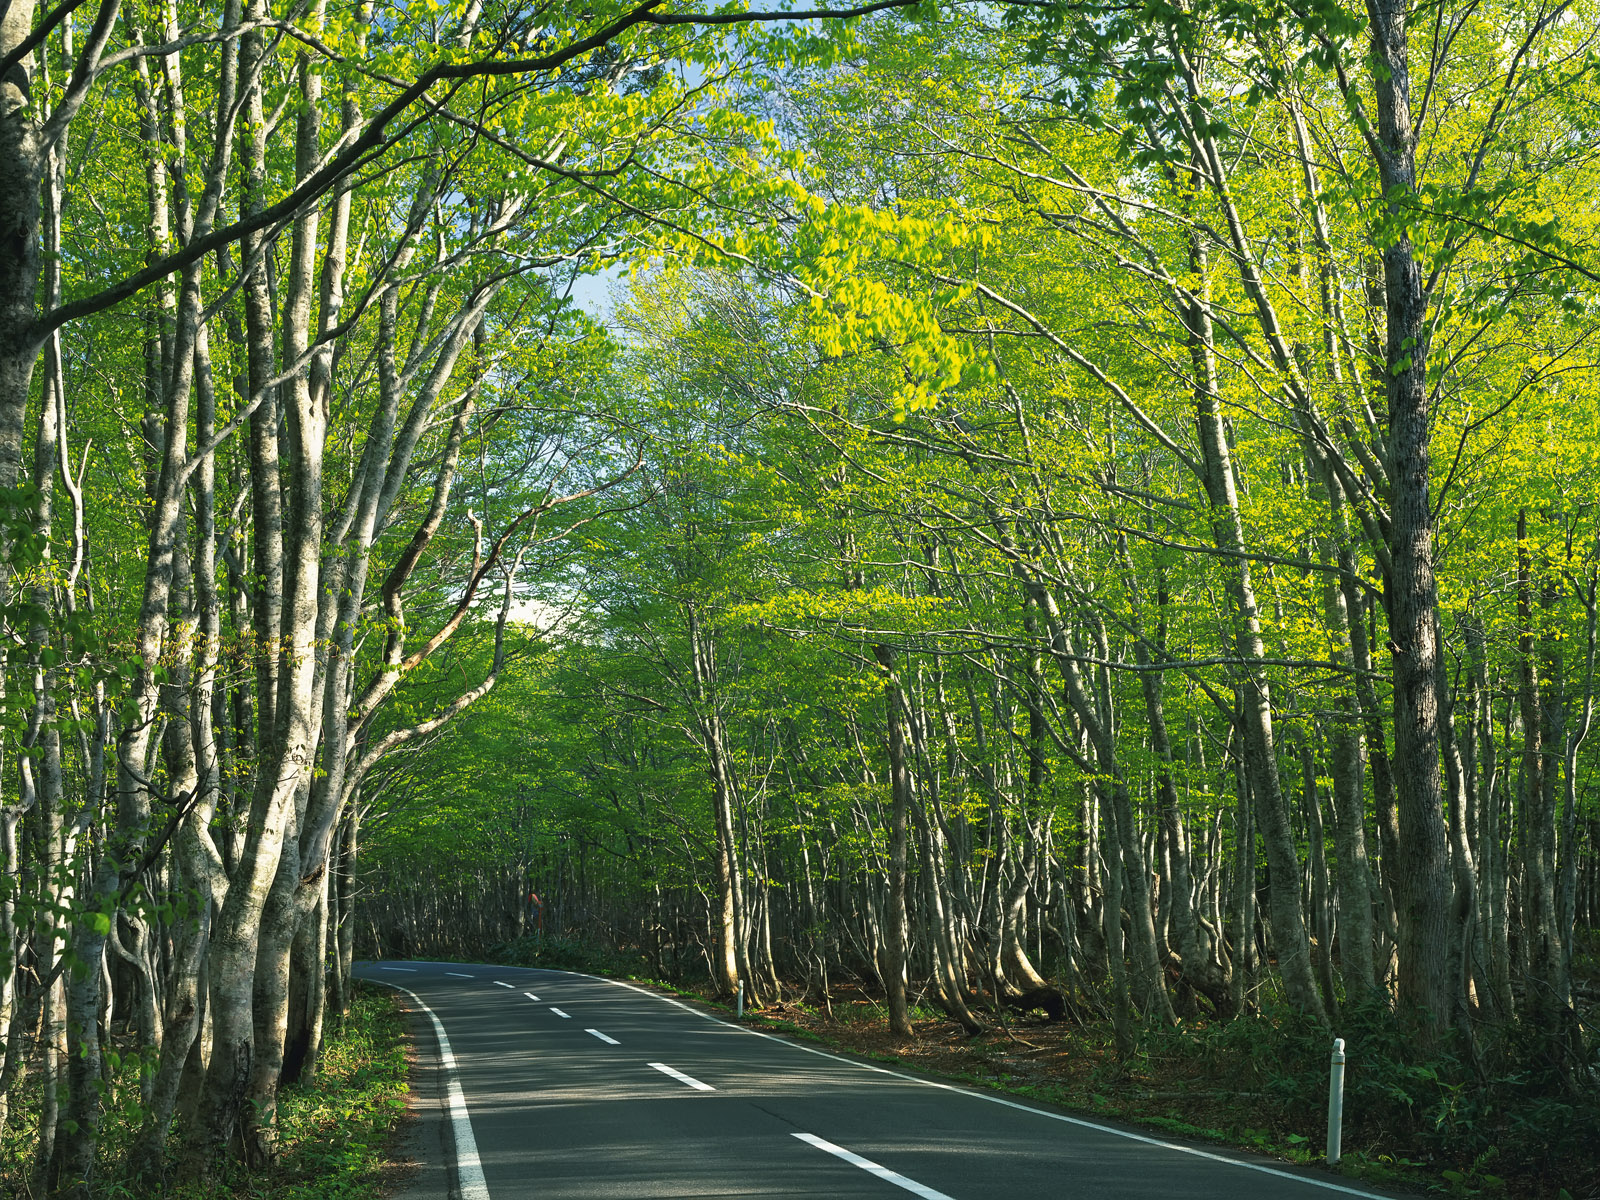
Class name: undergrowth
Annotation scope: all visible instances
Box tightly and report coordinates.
[1129,999,1600,1196]
[168,982,410,1199]
[0,982,409,1199]
[677,971,1598,1199]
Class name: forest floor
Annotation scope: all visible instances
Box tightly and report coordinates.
[657,978,1598,1200]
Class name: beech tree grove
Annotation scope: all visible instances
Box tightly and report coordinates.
[0,0,1596,1195]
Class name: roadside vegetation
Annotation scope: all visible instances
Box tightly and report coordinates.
[721,984,1600,1200]
[0,985,408,1199]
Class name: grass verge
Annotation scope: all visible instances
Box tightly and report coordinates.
[1,981,411,1199]
[166,981,412,1200]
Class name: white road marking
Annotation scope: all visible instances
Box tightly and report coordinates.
[579,972,1391,1200]
[523,992,540,1001]
[550,1007,571,1018]
[586,1028,620,1045]
[649,1061,714,1091]
[494,981,514,988]
[369,982,490,1200]
[795,1133,955,1200]
[379,966,417,972]
[446,972,474,978]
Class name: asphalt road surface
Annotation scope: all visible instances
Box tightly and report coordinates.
[355,961,1413,1200]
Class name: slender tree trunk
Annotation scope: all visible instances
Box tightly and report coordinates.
[1559,567,1596,1007]
[1515,510,1577,1067]
[1440,690,1480,1048]
[1301,737,1339,1019]
[688,607,743,998]
[1098,780,1136,1058]
[1184,234,1325,1024]
[1231,751,1255,1015]
[874,645,914,1038]
[330,802,362,1020]
[911,795,984,1032]
[1126,557,1233,1015]
[1035,592,1173,1027]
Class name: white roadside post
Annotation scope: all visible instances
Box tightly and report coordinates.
[1327,1037,1347,1165]
[737,980,745,1019]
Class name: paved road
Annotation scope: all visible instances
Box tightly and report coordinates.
[355,961,1412,1200]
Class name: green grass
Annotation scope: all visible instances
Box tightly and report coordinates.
[166,983,411,1200]
[1,982,411,1199]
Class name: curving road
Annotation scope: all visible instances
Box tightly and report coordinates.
[355,961,1413,1200]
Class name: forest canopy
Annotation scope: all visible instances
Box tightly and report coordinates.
[0,0,1597,1196]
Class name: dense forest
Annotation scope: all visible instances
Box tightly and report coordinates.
[0,0,1596,1196]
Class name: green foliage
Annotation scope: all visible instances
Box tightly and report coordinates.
[346,6,1600,1197]
[1137,1000,1600,1191]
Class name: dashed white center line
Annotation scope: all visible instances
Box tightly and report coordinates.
[648,1062,714,1091]
[378,966,417,972]
[549,1007,571,1018]
[493,981,514,988]
[794,1133,954,1200]
[446,972,474,978]
[586,1028,620,1045]
[523,992,540,1001]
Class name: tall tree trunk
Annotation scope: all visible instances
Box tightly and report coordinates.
[911,796,984,1033]
[1126,553,1233,1015]
[1515,510,1577,1068]
[1368,0,1455,1032]
[1036,592,1173,1027]
[1301,736,1339,1019]
[1231,745,1255,1016]
[1184,233,1325,1024]
[330,802,362,1020]
[0,0,43,499]
[689,606,743,999]
[1440,689,1479,1048]
[874,645,914,1038]
[1098,779,1136,1058]
[1464,619,1512,1019]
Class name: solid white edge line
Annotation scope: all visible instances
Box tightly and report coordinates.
[524,992,541,1001]
[569,971,1393,1200]
[648,1061,714,1091]
[494,981,514,988]
[586,1028,620,1045]
[366,980,490,1200]
[794,1132,956,1200]
[549,1006,571,1018]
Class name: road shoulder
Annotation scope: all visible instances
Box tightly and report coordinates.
[383,997,452,1200]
